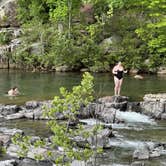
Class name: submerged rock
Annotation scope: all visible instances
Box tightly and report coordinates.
[133,144,150,159]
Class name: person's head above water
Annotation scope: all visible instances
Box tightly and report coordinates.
[12,86,18,90]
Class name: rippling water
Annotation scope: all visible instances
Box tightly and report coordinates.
[0,69,166,104]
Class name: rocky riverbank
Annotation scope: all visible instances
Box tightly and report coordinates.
[0,94,166,165]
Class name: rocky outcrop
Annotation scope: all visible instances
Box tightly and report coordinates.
[140,94,166,119]
[93,96,129,123]
[0,27,22,69]
[0,104,20,116]
[157,66,166,75]
[0,0,19,27]
[133,142,166,160]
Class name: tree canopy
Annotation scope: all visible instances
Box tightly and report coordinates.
[12,0,166,72]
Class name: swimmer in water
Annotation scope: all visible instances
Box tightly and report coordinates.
[8,87,20,96]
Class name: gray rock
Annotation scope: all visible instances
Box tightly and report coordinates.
[18,158,52,166]
[127,102,141,112]
[24,112,34,119]
[25,101,40,109]
[0,127,23,135]
[150,149,161,158]
[0,159,18,166]
[0,105,20,116]
[0,0,19,27]
[27,147,48,160]
[5,112,25,120]
[95,106,116,123]
[33,108,43,120]
[0,133,11,145]
[56,65,71,72]
[77,103,96,119]
[161,113,166,120]
[131,161,145,166]
[133,144,150,159]
[98,96,128,111]
[140,101,164,118]
[6,144,21,158]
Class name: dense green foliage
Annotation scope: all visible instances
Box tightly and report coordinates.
[12,72,103,165]
[12,0,166,72]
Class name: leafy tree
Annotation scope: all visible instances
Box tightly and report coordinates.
[12,72,103,165]
[135,0,166,69]
[17,0,49,23]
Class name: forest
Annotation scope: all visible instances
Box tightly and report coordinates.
[1,0,165,72]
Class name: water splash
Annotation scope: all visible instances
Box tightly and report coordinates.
[116,110,156,124]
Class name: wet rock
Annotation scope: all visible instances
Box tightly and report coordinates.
[157,66,166,75]
[72,135,88,148]
[77,103,96,119]
[27,147,48,159]
[18,158,52,166]
[7,144,21,158]
[56,65,71,72]
[133,144,150,159]
[5,112,25,120]
[0,105,20,116]
[95,106,116,123]
[140,93,166,119]
[0,133,11,145]
[150,149,161,158]
[98,96,128,111]
[24,112,34,119]
[161,113,166,120]
[73,126,113,149]
[127,102,141,112]
[131,161,145,166]
[33,108,43,120]
[0,127,23,135]
[25,101,40,109]
[0,159,18,166]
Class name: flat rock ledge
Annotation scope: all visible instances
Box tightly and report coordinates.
[0,93,166,122]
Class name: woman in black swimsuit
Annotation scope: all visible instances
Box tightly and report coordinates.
[112,62,127,96]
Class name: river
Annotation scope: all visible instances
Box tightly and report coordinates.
[0,69,166,165]
[0,69,166,104]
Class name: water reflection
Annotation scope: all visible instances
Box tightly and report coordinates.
[0,70,165,105]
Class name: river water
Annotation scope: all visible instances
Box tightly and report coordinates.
[0,69,166,165]
[0,69,166,104]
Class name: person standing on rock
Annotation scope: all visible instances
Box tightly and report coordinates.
[112,62,127,96]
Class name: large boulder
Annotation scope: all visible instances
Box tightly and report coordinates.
[140,94,166,119]
[94,96,129,123]
[0,0,19,27]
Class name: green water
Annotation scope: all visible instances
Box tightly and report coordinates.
[0,69,166,104]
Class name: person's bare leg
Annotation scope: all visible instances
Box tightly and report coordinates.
[117,79,123,96]
[114,77,119,96]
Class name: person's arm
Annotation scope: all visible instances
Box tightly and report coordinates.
[112,66,117,74]
[124,70,128,73]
